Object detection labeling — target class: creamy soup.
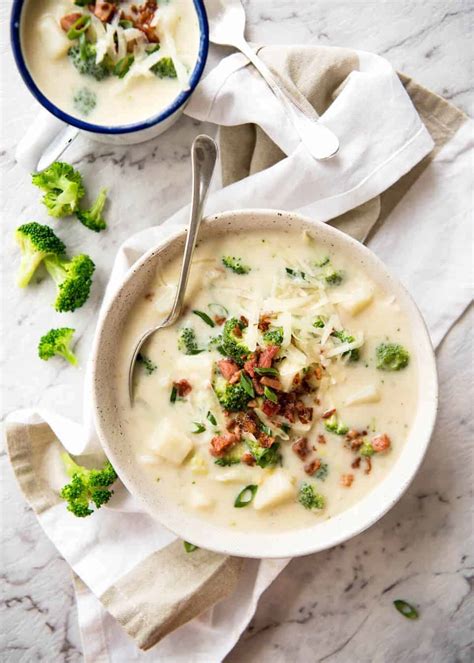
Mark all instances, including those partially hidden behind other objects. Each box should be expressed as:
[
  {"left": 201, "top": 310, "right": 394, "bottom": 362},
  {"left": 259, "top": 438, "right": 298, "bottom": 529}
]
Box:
[
  {"left": 116, "top": 230, "right": 416, "bottom": 533},
  {"left": 22, "top": 0, "right": 201, "bottom": 125}
]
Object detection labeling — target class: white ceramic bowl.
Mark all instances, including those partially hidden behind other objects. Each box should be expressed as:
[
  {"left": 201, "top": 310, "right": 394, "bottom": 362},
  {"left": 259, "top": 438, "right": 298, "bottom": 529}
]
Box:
[{"left": 92, "top": 209, "right": 438, "bottom": 558}]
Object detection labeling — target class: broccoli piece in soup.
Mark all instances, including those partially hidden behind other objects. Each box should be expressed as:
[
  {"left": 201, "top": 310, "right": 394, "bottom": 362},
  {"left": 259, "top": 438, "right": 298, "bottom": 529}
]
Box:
[
  {"left": 177, "top": 327, "right": 202, "bottom": 355},
  {"left": 38, "top": 327, "right": 78, "bottom": 366},
  {"left": 263, "top": 327, "right": 284, "bottom": 346},
  {"left": 14, "top": 222, "right": 66, "bottom": 287},
  {"left": 324, "top": 414, "right": 349, "bottom": 436},
  {"left": 212, "top": 374, "right": 252, "bottom": 412},
  {"left": 298, "top": 482, "right": 325, "bottom": 510},
  {"left": 73, "top": 87, "right": 96, "bottom": 116},
  {"left": 68, "top": 34, "right": 112, "bottom": 81},
  {"left": 215, "top": 317, "right": 250, "bottom": 365},
  {"left": 151, "top": 56, "right": 177, "bottom": 79},
  {"left": 376, "top": 343, "right": 410, "bottom": 371}
]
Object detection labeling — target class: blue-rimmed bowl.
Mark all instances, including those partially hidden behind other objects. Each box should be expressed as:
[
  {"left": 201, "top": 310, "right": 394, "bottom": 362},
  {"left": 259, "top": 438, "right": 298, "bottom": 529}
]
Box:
[{"left": 10, "top": 0, "right": 209, "bottom": 145}]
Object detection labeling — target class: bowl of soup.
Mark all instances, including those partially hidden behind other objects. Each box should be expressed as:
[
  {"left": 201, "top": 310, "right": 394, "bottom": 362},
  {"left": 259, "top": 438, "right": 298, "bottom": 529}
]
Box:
[
  {"left": 92, "top": 209, "right": 438, "bottom": 558},
  {"left": 11, "top": 0, "right": 208, "bottom": 141}
]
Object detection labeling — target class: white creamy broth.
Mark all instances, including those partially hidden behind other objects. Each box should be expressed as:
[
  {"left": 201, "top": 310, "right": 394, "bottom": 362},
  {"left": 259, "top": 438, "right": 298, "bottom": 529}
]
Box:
[
  {"left": 116, "top": 230, "right": 417, "bottom": 533},
  {"left": 22, "top": 0, "right": 200, "bottom": 126}
]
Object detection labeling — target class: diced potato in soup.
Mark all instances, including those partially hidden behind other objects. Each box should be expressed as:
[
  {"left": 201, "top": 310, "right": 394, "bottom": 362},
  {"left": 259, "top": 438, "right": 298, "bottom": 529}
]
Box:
[
  {"left": 21, "top": 0, "right": 200, "bottom": 125},
  {"left": 116, "top": 230, "right": 416, "bottom": 533}
]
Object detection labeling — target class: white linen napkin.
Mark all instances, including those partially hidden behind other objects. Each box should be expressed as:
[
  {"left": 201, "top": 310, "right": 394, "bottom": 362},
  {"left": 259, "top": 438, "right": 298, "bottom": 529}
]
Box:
[{"left": 7, "top": 45, "right": 473, "bottom": 662}]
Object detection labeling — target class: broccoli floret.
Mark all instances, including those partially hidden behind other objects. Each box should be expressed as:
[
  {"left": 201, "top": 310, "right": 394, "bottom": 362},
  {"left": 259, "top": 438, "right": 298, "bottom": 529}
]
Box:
[
  {"left": 73, "top": 87, "right": 96, "bottom": 116},
  {"left": 298, "top": 482, "right": 325, "bottom": 510},
  {"left": 60, "top": 452, "right": 117, "bottom": 517},
  {"left": 137, "top": 353, "right": 157, "bottom": 375},
  {"left": 222, "top": 256, "right": 251, "bottom": 274},
  {"left": 14, "top": 222, "right": 66, "bottom": 288},
  {"left": 245, "top": 437, "right": 281, "bottom": 468},
  {"left": 38, "top": 328, "right": 77, "bottom": 366},
  {"left": 68, "top": 35, "right": 111, "bottom": 81},
  {"left": 324, "top": 268, "right": 344, "bottom": 285},
  {"left": 217, "top": 317, "right": 250, "bottom": 365},
  {"left": 151, "top": 56, "right": 177, "bottom": 78},
  {"left": 313, "top": 316, "right": 326, "bottom": 328},
  {"left": 332, "top": 329, "right": 360, "bottom": 361},
  {"left": 177, "top": 327, "right": 202, "bottom": 355},
  {"left": 360, "top": 441, "right": 375, "bottom": 457},
  {"left": 263, "top": 327, "right": 284, "bottom": 346},
  {"left": 376, "top": 343, "right": 410, "bottom": 371},
  {"left": 44, "top": 254, "right": 95, "bottom": 312},
  {"left": 32, "top": 162, "right": 85, "bottom": 218},
  {"left": 76, "top": 188, "right": 107, "bottom": 232},
  {"left": 315, "top": 461, "right": 329, "bottom": 480},
  {"left": 213, "top": 374, "right": 252, "bottom": 412},
  {"left": 324, "top": 414, "right": 349, "bottom": 436}
]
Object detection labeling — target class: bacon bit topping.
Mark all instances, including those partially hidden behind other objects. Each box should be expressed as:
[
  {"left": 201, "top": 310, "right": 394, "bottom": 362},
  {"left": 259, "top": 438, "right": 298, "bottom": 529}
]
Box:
[
  {"left": 234, "top": 412, "right": 258, "bottom": 435},
  {"left": 94, "top": 0, "right": 116, "bottom": 22},
  {"left": 252, "top": 377, "right": 264, "bottom": 396},
  {"left": 228, "top": 370, "right": 242, "bottom": 385},
  {"left": 292, "top": 437, "right": 310, "bottom": 460},
  {"left": 247, "top": 399, "right": 258, "bottom": 408},
  {"left": 350, "top": 437, "right": 364, "bottom": 451},
  {"left": 218, "top": 359, "right": 240, "bottom": 381},
  {"left": 123, "top": 0, "right": 159, "bottom": 41},
  {"left": 292, "top": 373, "right": 302, "bottom": 386},
  {"left": 173, "top": 379, "right": 192, "bottom": 397},
  {"left": 209, "top": 432, "right": 239, "bottom": 457},
  {"left": 322, "top": 408, "right": 336, "bottom": 419},
  {"left": 258, "top": 345, "right": 280, "bottom": 368},
  {"left": 351, "top": 457, "right": 361, "bottom": 469},
  {"left": 214, "top": 315, "right": 226, "bottom": 326},
  {"left": 346, "top": 429, "right": 361, "bottom": 440},
  {"left": 304, "top": 459, "right": 321, "bottom": 476},
  {"left": 260, "top": 376, "right": 282, "bottom": 391},
  {"left": 364, "top": 457, "right": 372, "bottom": 474},
  {"left": 60, "top": 12, "right": 82, "bottom": 31},
  {"left": 262, "top": 399, "right": 280, "bottom": 417},
  {"left": 314, "top": 365, "right": 323, "bottom": 380},
  {"left": 242, "top": 451, "right": 255, "bottom": 466},
  {"left": 258, "top": 313, "right": 275, "bottom": 331},
  {"left": 372, "top": 433, "right": 391, "bottom": 452},
  {"left": 240, "top": 315, "right": 249, "bottom": 327},
  {"left": 340, "top": 473, "right": 354, "bottom": 487},
  {"left": 243, "top": 355, "right": 257, "bottom": 378},
  {"left": 233, "top": 324, "right": 243, "bottom": 338},
  {"left": 258, "top": 432, "right": 275, "bottom": 448},
  {"left": 318, "top": 434, "right": 327, "bottom": 445}
]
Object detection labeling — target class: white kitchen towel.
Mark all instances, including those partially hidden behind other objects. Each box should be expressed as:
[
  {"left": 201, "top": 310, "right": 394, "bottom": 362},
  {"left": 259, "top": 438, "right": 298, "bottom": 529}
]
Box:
[{"left": 7, "top": 45, "right": 473, "bottom": 662}]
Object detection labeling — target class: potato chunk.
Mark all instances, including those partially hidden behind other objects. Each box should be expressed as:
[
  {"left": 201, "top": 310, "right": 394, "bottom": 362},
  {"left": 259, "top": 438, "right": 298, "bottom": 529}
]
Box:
[
  {"left": 38, "top": 16, "right": 71, "bottom": 60},
  {"left": 345, "top": 384, "right": 381, "bottom": 406},
  {"left": 150, "top": 420, "right": 193, "bottom": 465},
  {"left": 188, "top": 488, "right": 214, "bottom": 510},
  {"left": 339, "top": 284, "right": 374, "bottom": 316},
  {"left": 253, "top": 470, "right": 296, "bottom": 511}
]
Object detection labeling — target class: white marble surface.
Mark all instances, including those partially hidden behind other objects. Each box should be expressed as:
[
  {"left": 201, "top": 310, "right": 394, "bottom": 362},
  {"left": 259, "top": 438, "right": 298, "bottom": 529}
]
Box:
[{"left": 0, "top": 1, "right": 472, "bottom": 661}]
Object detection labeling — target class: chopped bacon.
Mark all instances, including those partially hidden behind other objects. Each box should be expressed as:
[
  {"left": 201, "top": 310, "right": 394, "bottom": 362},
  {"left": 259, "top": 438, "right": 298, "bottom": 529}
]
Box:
[
  {"left": 372, "top": 433, "right": 391, "bottom": 452},
  {"left": 60, "top": 12, "right": 82, "bottom": 32},
  {"left": 209, "top": 432, "right": 239, "bottom": 457},
  {"left": 318, "top": 434, "right": 327, "bottom": 445},
  {"left": 262, "top": 399, "right": 280, "bottom": 417},
  {"left": 94, "top": 1, "right": 116, "bottom": 22},
  {"left": 349, "top": 436, "right": 364, "bottom": 451},
  {"left": 173, "top": 379, "right": 192, "bottom": 397},
  {"left": 242, "top": 451, "right": 255, "bottom": 466},
  {"left": 214, "top": 315, "right": 226, "bottom": 326},
  {"left": 258, "top": 432, "right": 276, "bottom": 448},
  {"left": 240, "top": 315, "right": 249, "bottom": 327},
  {"left": 292, "top": 437, "right": 309, "bottom": 460},
  {"left": 218, "top": 359, "right": 240, "bottom": 381},
  {"left": 295, "top": 401, "right": 313, "bottom": 424},
  {"left": 351, "top": 457, "right": 361, "bottom": 469},
  {"left": 233, "top": 325, "right": 243, "bottom": 338},
  {"left": 258, "top": 345, "right": 280, "bottom": 368},
  {"left": 346, "top": 429, "right": 361, "bottom": 440},
  {"left": 314, "top": 365, "right": 323, "bottom": 380},
  {"left": 123, "top": 0, "right": 159, "bottom": 42},
  {"left": 340, "top": 473, "right": 354, "bottom": 487},
  {"left": 260, "top": 376, "right": 282, "bottom": 391},
  {"left": 228, "top": 370, "right": 242, "bottom": 385},
  {"left": 304, "top": 459, "right": 321, "bottom": 476},
  {"left": 234, "top": 412, "right": 258, "bottom": 435},
  {"left": 243, "top": 355, "right": 257, "bottom": 378},
  {"left": 247, "top": 399, "right": 258, "bottom": 408},
  {"left": 257, "top": 314, "right": 273, "bottom": 332},
  {"left": 292, "top": 373, "right": 302, "bottom": 387},
  {"left": 321, "top": 408, "right": 336, "bottom": 419},
  {"left": 226, "top": 419, "right": 241, "bottom": 437},
  {"left": 364, "top": 457, "right": 372, "bottom": 474},
  {"left": 252, "top": 378, "right": 264, "bottom": 396}
]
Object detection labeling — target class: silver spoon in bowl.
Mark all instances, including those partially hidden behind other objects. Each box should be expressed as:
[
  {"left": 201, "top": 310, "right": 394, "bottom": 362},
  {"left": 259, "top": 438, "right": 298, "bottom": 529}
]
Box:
[
  {"left": 128, "top": 134, "right": 218, "bottom": 402},
  {"left": 206, "top": 0, "right": 339, "bottom": 160}
]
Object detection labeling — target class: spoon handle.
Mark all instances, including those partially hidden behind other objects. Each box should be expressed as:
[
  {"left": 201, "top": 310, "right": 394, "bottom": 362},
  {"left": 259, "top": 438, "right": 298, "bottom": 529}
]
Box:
[
  {"left": 166, "top": 135, "right": 218, "bottom": 325},
  {"left": 236, "top": 40, "right": 339, "bottom": 160}
]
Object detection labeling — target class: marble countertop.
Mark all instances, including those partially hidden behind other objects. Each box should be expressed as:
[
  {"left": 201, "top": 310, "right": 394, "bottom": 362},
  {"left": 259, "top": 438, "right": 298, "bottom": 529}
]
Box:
[{"left": 1, "top": 1, "right": 472, "bottom": 661}]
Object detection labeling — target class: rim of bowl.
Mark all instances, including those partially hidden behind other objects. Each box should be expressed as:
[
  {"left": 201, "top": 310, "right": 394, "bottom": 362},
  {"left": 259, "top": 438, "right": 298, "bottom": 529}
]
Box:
[
  {"left": 10, "top": 0, "right": 209, "bottom": 135},
  {"left": 92, "top": 209, "right": 439, "bottom": 558}
]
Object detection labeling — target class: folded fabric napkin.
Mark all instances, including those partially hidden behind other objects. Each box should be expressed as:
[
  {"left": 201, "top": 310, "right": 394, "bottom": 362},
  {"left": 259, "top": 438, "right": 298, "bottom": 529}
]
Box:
[{"left": 7, "top": 45, "right": 472, "bottom": 662}]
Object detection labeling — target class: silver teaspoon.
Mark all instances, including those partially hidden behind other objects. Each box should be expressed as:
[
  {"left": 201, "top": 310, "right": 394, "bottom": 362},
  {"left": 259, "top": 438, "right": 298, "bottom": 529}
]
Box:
[
  {"left": 128, "top": 134, "right": 218, "bottom": 402},
  {"left": 206, "top": 0, "right": 339, "bottom": 160}
]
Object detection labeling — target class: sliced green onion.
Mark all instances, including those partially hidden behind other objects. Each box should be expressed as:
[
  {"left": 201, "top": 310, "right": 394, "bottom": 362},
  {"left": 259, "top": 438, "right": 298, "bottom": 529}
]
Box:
[
  {"left": 183, "top": 541, "right": 198, "bottom": 553},
  {"left": 193, "top": 310, "right": 215, "bottom": 327},
  {"left": 215, "top": 457, "right": 240, "bottom": 466},
  {"left": 263, "top": 386, "right": 278, "bottom": 403},
  {"left": 281, "top": 423, "right": 291, "bottom": 434},
  {"left": 254, "top": 367, "right": 279, "bottom": 377},
  {"left": 393, "top": 600, "right": 418, "bottom": 620},
  {"left": 234, "top": 484, "right": 258, "bottom": 508},
  {"left": 119, "top": 19, "right": 133, "bottom": 28},
  {"left": 286, "top": 267, "right": 305, "bottom": 279},
  {"left": 192, "top": 422, "right": 206, "bottom": 434},
  {"left": 207, "top": 411, "right": 217, "bottom": 426},
  {"left": 67, "top": 14, "right": 91, "bottom": 40},
  {"left": 260, "top": 424, "right": 273, "bottom": 436},
  {"left": 146, "top": 43, "right": 161, "bottom": 55},
  {"left": 315, "top": 256, "right": 330, "bottom": 267},
  {"left": 240, "top": 372, "right": 255, "bottom": 398},
  {"left": 170, "top": 385, "right": 177, "bottom": 403},
  {"left": 208, "top": 303, "right": 228, "bottom": 318},
  {"left": 78, "top": 33, "right": 88, "bottom": 61},
  {"left": 114, "top": 54, "right": 134, "bottom": 79}
]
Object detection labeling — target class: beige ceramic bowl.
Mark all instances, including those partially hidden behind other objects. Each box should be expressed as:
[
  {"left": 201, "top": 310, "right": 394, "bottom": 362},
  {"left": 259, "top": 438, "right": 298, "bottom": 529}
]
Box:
[{"left": 92, "top": 209, "right": 438, "bottom": 558}]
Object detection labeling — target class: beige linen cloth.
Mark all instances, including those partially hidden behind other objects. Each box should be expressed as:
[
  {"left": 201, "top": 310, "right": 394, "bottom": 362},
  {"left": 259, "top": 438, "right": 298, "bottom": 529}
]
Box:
[{"left": 6, "top": 45, "right": 472, "bottom": 660}]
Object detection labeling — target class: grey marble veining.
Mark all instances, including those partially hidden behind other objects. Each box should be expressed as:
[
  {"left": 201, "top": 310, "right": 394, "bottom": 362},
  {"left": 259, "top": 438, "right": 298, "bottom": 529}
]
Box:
[{"left": 0, "top": 1, "right": 472, "bottom": 661}]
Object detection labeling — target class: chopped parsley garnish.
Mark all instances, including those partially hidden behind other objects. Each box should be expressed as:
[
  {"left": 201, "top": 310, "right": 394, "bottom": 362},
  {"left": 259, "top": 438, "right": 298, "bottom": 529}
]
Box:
[
  {"left": 193, "top": 310, "right": 215, "bottom": 327},
  {"left": 239, "top": 372, "right": 255, "bottom": 398},
  {"left": 192, "top": 422, "right": 206, "bottom": 434},
  {"left": 263, "top": 386, "right": 278, "bottom": 403},
  {"left": 393, "top": 600, "right": 418, "bottom": 620},
  {"left": 222, "top": 256, "right": 251, "bottom": 274},
  {"left": 234, "top": 484, "right": 258, "bottom": 508},
  {"left": 137, "top": 354, "right": 157, "bottom": 375},
  {"left": 207, "top": 411, "right": 217, "bottom": 426}
]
